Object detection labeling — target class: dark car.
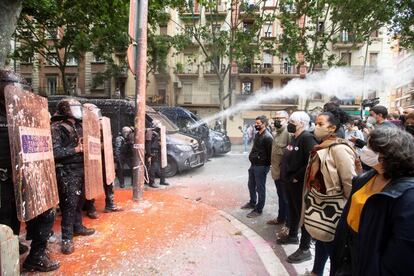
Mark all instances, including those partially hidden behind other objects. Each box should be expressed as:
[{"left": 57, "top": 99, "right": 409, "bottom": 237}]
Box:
[
  {"left": 209, "top": 129, "right": 231, "bottom": 156},
  {"left": 155, "top": 106, "right": 213, "bottom": 156},
  {"left": 48, "top": 97, "right": 204, "bottom": 177}
]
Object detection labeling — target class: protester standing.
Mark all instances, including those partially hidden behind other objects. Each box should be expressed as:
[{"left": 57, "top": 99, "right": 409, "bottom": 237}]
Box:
[
  {"left": 302, "top": 112, "right": 360, "bottom": 276},
  {"left": 332, "top": 127, "right": 414, "bottom": 276},
  {"left": 267, "top": 111, "right": 290, "bottom": 226},
  {"left": 277, "top": 111, "right": 317, "bottom": 264},
  {"left": 241, "top": 116, "right": 273, "bottom": 218}
]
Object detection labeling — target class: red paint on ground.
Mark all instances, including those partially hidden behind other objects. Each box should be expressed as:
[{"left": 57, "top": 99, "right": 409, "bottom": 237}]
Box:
[{"left": 22, "top": 189, "right": 215, "bottom": 275}]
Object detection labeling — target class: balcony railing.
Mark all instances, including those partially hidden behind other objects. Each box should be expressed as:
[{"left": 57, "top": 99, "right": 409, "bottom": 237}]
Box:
[
  {"left": 238, "top": 63, "right": 299, "bottom": 75},
  {"left": 175, "top": 64, "right": 199, "bottom": 75},
  {"left": 235, "top": 93, "right": 298, "bottom": 105}
]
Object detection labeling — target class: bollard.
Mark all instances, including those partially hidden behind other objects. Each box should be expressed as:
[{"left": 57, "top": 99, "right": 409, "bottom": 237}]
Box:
[{"left": 0, "top": 224, "right": 19, "bottom": 276}]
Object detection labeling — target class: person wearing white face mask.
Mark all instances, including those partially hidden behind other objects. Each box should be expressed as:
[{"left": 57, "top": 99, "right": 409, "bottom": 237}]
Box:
[
  {"left": 332, "top": 127, "right": 414, "bottom": 276},
  {"left": 299, "top": 112, "right": 361, "bottom": 276}
]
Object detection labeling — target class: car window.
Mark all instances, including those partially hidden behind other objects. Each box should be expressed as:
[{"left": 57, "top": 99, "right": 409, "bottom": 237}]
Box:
[{"left": 147, "top": 112, "right": 179, "bottom": 133}]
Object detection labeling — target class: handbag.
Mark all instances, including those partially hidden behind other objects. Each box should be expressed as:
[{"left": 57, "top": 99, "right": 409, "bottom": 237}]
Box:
[{"left": 304, "top": 187, "right": 346, "bottom": 242}]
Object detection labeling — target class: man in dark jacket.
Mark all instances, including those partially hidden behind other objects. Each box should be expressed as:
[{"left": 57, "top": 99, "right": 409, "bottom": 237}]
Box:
[
  {"left": 0, "top": 70, "right": 60, "bottom": 272},
  {"left": 51, "top": 98, "right": 95, "bottom": 255},
  {"left": 276, "top": 111, "right": 317, "bottom": 264},
  {"left": 241, "top": 115, "right": 273, "bottom": 218}
]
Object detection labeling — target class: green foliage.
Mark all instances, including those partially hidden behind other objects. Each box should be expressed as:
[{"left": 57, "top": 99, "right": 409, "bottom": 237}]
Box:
[
  {"left": 13, "top": 0, "right": 129, "bottom": 94},
  {"left": 277, "top": 0, "right": 396, "bottom": 71},
  {"left": 390, "top": 0, "right": 414, "bottom": 49}
]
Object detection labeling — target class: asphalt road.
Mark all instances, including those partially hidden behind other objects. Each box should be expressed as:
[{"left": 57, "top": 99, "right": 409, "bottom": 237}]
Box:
[{"left": 167, "top": 145, "right": 329, "bottom": 276}]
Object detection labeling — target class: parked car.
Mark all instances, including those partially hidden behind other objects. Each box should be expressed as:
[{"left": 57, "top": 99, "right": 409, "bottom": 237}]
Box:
[
  {"left": 48, "top": 97, "right": 205, "bottom": 177},
  {"left": 209, "top": 129, "right": 231, "bottom": 156},
  {"left": 155, "top": 106, "right": 212, "bottom": 155}
]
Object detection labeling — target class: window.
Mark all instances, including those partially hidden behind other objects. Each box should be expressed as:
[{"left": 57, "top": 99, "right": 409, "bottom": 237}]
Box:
[
  {"left": 212, "top": 24, "right": 221, "bottom": 35},
  {"left": 92, "top": 74, "right": 105, "bottom": 90},
  {"left": 370, "top": 30, "right": 379, "bottom": 38},
  {"left": 67, "top": 55, "right": 78, "bottom": 66},
  {"left": 263, "top": 24, "right": 273, "bottom": 37},
  {"left": 369, "top": 53, "right": 378, "bottom": 67},
  {"left": 340, "top": 30, "right": 349, "bottom": 42},
  {"left": 65, "top": 75, "right": 78, "bottom": 94},
  {"left": 92, "top": 55, "right": 105, "bottom": 63},
  {"left": 318, "top": 21, "right": 325, "bottom": 33},
  {"left": 46, "top": 76, "right": 57, "bottom": 95},
  {"left": 243, "top": 22, "right": 253, "bottom": 32},
  {"left": 46, "top": 28, "right": 58, "bottom": 39},
  {"left": 262, "top": 78, "right": 272, "bottom": 90},
  {"left": 312, "top": 92, "right": 323, "bottom": 100},
  {"left": 340, "top": 52, "right": 352, "bottom": 66},
  {"left": 264, "top": 0, "right": 273, "bottom": 7},
  {"left": 160, "top": 26, "right": 168, "bottom": 35},
  {"left": 183, "top": 82, "right": 193, "bottom": 103},
  {"left": 21, "top": 55, "right": 33, "bottom": 64},
  {"left": 263, "top": 52, "right": 272, "bottom": 67},
  {"left": 46, "top": 54, "right": 59, "bottom": 66},
  {"left": 23, "top": 76, "right": 32, "bottom": 86},
  {"left": 241, "top": 79, "right": 253, "bottom": 95}
]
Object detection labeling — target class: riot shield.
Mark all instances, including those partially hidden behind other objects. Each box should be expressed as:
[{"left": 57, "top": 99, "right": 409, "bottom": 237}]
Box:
[
  {"left": 83, "top": 105, "right": 104, "bottom": 200},
  {"left": 160, "top": 125, "right": 167, "bottom": 168},
  {"left": 101, "top": 117, "right": 116, "bottom": 185},
  {"left": 4, "top": 85, "right": 59, "bottom": 222}
]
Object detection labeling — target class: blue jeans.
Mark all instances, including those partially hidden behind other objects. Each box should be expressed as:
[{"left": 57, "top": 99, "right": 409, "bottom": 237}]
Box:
[
  {"left": 312, "top": 240, "right": 334, "bottom": 276},
  {"left": 248, "top": 165, "right": 270, "bottom": 213},
  {"left": 275, "top": 179, "right": 289, "bottom": 222}
]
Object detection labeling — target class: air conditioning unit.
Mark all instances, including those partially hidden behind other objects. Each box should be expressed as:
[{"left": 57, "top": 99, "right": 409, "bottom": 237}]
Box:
[{"left": 174, "top": 80, "right": 182, "bottom": 88}]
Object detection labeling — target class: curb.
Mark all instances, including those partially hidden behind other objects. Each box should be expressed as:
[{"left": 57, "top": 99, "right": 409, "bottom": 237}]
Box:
[{"left": 218, "top": 210, "right": 289, "bottom": 276}]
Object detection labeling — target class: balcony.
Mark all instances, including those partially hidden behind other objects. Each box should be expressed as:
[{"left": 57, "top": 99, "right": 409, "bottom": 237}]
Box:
[
  {"left": 333, "top": 35, "right": 364, "bottom": 49},
  {"left": 175, "top": 64, "right": 199, "bottom": 77},
  {"left": 238, "top": 63, "right": 300, "bottom": 76},
  {"left": 235, "top": 93, "right": 298, "bottom": 106}
]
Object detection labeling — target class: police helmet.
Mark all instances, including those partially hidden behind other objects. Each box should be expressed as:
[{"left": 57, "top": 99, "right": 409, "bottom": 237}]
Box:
[
  {"left": 0, "top": 70, "right": 31, "bottom": 103},
  {"left": 56, "top": 98, "right": 83, "bottom": 120},
  {"left": 83, "top": 103, "right": 102, "bottom": 119}
]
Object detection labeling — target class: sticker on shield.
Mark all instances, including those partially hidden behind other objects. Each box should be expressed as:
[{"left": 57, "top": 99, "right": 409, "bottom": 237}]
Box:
[
  {"left": 101, "top": 117, "right": 116, "bottom": 185},
  {"left": 4, "top": 85, "right": 59, "bottom": 222},
  {"left": 83, "top": 105, "right": 104, "bottom": 199}
]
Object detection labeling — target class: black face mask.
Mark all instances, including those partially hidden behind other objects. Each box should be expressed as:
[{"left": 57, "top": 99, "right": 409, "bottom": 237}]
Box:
[
  {"left": 406, "top": 125, "right": 414, "bottom": 135},
  {"left": 274, "top": 120, "right": 282, "bottom": 129},
  {"left": 287, "top": 123, "right": 296, "bottom": 133}
]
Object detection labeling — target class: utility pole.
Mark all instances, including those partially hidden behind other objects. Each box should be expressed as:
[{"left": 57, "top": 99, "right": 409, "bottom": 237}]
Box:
[{"left": 128, "top": 0, "right": 148, "bottom": 200}]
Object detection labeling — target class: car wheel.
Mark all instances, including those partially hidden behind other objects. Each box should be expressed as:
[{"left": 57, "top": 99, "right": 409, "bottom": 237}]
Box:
[{"left": 163, "top": 157, "right": 178, "bottom": 177}]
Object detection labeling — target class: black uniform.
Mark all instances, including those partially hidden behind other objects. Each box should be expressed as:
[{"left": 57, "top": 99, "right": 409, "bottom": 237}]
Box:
[
  {"left": 0, "top": 107, "right": 57, "bottom": 270},
  {"left": 114, "top": 134, "right": 133, "bottom": 187},
  {"left": 145, "top": 128, "right": 167, "bottom": 185},
  {"left": 51, "top": 117, "right": 85, "bottom": 241}
]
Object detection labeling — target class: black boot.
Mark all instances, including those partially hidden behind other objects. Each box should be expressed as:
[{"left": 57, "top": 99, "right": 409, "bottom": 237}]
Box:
[
  {"left": 149, "top": 182, "right": 159, "bottom": 188},
  {"left": 23, "top": 250, "right": 60, "bottom": 272},
  {"left": 104, "top": 204, "right": 124, "bottom": 213},
  {"left": 159, "top": 182, "right": 170, "bottom": 186},
  {"left": 61, "top": 239, "right": 74, "bottom": 255},
  {"left": 74, "top": 225, "right": 95, "bottom": 236}
]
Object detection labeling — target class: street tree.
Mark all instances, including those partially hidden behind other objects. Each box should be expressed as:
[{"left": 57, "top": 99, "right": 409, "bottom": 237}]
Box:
[
  {"left": 0, "top": 0, "right": 22, "bottom": 68},
  {"left": 12, "top": 0, "right": 129, "bottom": 95},
  {"left": 277, "top": 0, "right": 396, "bottom": 73},
  {"left": 172, "top": 0, "right": 279, "bottom": 116}
]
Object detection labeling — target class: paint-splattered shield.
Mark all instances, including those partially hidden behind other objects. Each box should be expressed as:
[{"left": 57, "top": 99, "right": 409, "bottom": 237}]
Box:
[
  {"left": 101, "top": 117, "right": 116, "bottom": 185},
  {"left": 4, "top": 85, "right": 59, "bottom": 222},
  {"left": 83, "top": 106, "right": 104, "bottom": 199}
]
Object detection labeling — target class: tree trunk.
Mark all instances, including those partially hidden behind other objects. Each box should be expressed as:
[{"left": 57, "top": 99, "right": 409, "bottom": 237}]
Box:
[
  {"left": 60, "top": 66, "right": 68, "bottom": 95},
  {"left": 0, "top": 0, "right": 22, "bottom": 68},
  {"left": 218, "top": 77, "right": 225, "bottom": 122}
]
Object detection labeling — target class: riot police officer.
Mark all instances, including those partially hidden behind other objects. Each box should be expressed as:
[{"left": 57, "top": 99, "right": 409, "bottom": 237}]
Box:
[
  {"left": 83, "top": 103, "right": 123, "bottom": 216},
  {"left": 51, "top": 98, "right": 95, "bottom": 255},
  {"left": 114, "top": 126, "right": 133, "bottom": 188},
  {"left": 145, "top": 122, "right": 169, "bottom": 187},
  {"left": 0, "top": 70, "right": 59, "bottom": 272}
]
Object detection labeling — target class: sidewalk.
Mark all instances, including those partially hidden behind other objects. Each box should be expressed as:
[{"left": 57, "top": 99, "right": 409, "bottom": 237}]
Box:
[{"left": 20, "top": 188, "right": 273, "bottom": 275}]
